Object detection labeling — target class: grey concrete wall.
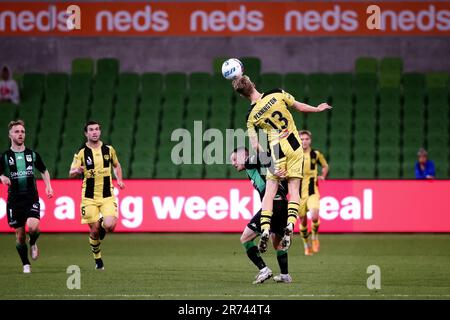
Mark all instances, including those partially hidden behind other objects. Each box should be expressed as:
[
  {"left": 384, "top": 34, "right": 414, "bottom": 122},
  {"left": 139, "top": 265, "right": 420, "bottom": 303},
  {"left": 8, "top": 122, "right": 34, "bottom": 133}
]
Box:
[{"left": 1, "top": 36, "right": 449, "bottom": 74}]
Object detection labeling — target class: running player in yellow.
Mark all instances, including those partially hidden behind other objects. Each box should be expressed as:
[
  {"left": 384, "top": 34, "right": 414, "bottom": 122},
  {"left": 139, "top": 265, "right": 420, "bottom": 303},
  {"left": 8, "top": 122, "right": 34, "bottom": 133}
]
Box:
[
  {"left": 232, "top": 75, "right": 331, "bottom": 252},
  {"left": 69, "top": 121, "right": 125, "bottom": 270},
  {"left": 298, "top": 130, "right": 328, "bottom": 256}
]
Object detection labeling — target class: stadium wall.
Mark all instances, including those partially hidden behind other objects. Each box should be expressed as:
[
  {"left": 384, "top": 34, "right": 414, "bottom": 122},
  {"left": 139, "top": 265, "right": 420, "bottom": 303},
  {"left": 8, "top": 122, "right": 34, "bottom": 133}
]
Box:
[{"left": 2, "top": 36, "right": 450, "bottom": 74}]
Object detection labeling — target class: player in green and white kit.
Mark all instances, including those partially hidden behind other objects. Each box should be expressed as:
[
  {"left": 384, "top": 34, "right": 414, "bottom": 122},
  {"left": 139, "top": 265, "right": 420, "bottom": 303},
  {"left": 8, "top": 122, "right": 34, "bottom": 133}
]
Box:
[{"left": 0, "top": 120, "right": 54, "bottom": 273}]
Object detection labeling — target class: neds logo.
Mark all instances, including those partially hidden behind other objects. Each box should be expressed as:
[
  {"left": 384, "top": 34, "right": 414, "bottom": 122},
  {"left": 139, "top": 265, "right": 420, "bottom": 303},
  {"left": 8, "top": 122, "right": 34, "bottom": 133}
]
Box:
[{"left": 190, "top": 5, "right": 264, "bottom": 32}]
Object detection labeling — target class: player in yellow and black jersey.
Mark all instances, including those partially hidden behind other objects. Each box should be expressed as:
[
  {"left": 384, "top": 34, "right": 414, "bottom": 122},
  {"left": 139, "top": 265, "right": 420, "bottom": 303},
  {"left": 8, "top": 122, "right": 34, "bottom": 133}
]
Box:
[
  {"left": 298, "top": 130, "right": 328, "bottom": 256},
  {"left": 232, "top": 75, "right": 331, "bottom": 253},
  {"left": 69, "top": 120, "right": 125, "bottom": 270}
]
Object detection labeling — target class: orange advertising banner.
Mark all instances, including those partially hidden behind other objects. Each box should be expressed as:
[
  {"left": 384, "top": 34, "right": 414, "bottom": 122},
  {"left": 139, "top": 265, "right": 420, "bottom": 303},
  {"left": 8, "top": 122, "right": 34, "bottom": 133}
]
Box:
[{"left": 0, "top": 2, "right": 449, "bottom": 36}]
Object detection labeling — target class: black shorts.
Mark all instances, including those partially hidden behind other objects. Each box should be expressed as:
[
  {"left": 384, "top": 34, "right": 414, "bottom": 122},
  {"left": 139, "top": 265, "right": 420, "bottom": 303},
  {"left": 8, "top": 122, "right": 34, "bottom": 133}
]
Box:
[
  {"left": 6, "top": 194, "right": 40, "bottom": 229},
  {"left": 247, "top": 200, "right": 288, "bottom": 238}
]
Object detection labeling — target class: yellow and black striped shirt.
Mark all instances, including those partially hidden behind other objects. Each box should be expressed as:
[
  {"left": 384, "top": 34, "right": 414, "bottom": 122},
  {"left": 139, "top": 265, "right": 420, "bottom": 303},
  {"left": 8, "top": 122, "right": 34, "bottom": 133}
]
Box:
[
  {"left": 71, "top": 142, "right": 119, "bottom": 200},
  {"left": 300, "top": 148, "right": 328, "bottom": 198}
]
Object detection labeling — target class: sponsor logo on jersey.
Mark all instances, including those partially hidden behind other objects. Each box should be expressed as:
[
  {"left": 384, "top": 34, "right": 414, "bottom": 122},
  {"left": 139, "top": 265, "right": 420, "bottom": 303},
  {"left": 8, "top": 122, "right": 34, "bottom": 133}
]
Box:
[
  {"left": 8, "top": 157, "right": 14, "bottom": 165},
  {"left": 86, "top": 156, "right": 93, "bottom": 166}
]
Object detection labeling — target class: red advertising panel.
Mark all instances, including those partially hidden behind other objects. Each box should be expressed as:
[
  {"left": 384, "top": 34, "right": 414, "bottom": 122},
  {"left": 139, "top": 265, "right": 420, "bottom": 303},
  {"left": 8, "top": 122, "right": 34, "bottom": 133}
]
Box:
[
  {"left": 0, "top": 2, "right": 449, "bottom": 36},
  {"left": 1, "top": 179, "right": 449, "bottom": 233}
]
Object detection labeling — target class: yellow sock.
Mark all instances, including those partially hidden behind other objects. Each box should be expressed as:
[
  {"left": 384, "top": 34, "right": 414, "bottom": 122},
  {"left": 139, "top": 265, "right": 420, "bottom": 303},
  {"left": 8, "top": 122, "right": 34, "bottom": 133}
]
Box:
[
  {"left": 260, "top": 210, "right": 272, "bottom": 232},
  {"left": 300, "top": 224, "right": 309, "bottom": 246},
  {"left": 89, "top": 237, "right": 102, "bottom": 259},
  {"left": 287, "top": 202, "right": 299, "bottom": 225},
  {"left": 312, "top": 219, "right": 320, "bottom": 240}
]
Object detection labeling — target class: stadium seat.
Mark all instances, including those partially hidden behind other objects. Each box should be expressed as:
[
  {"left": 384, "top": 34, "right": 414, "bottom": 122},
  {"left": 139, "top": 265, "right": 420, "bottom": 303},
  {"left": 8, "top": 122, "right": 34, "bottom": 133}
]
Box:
[
  {"left": 425, "top": 72, "right": 449, "bottom": 89},
  {"left": 380, "top": 57, "right": 403, "bottom": 75},
  {"left": 165, "top": 72, "right": 187, "bottom": 95},
  {"left": 355, "top": 57, "right": 378, "bottom": 74},
  {"left": 204, "top": 163, "right": 228, "bottom": 179},
  {"left": 141, "top": 72, "right": 164, "bottom": 98},
  {"left": 211, "top": 74, "right": 230, "bottom": 95},
  {"left": 377, "top": 161, "right": 400, "bottom": 179},
  {"left": 212, "top": 57, "right": 228, "bottom": 74},
  {"left": 284, "top": 73, "right": 306, "bottom": 101},
  {"left": 22, "top": 73, "right": 45, "bottom": 102},
  {"left": 96, "top": 58, "right": 119, "bottom": 78},
  {"left": 154, "top": 161, "right": 179, "bottom": 178},
  {"left": 239, "top": 57, "right": 261, "bottom": 82},
  {"left": 307, "top": 73, "right": 330, "bottom": 100},
  {"left": 330, "top": 73, "right": 353, "bottom": 94},
  {"left": 179, "top": 165, "right": 204, "bottom": 179},
  {"left": 259, "top": 73, "right": 283, "bottom": 92},
  {"left": 117, "top": 73, "right": 140, "bottom": 96},
  {"left": 403, "top": 72, "right": 425, "bottom": 90},
  {"left": 45, "top": 72, "right": 68, "bottom": 101},
  {"left": 353, "top": 161, "right": 375, "bottom": 179},
  {"left": 401, "top": 162, "right": 416, "bottom": 179},
  {"left": 131, "top": 160, "right": 155, "bottom": 178},
  {"left": 379, "top": 73, "right": 401, "bottom": 89},
  {"left": 189, "top": 72, "right": 211, "bottom": 95},
  {"left": 72, "top": 58, "right": 94, "bottom": 75},
  {"left": 354, "top": 73, "right": 377, "bottom": 96}
]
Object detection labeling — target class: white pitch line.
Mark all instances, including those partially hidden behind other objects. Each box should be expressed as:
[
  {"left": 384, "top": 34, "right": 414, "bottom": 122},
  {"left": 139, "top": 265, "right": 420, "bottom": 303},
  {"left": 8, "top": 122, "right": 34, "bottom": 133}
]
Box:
[{"left": 3, "top": 294, "right": 450, "bottom": 298}]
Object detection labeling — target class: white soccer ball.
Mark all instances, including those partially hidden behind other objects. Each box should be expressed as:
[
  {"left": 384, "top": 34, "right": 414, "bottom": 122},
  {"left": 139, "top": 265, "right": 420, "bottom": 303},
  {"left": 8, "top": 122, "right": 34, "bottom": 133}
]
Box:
[{"left": 221, "top": 58, "right": 244, "bottom": 80}]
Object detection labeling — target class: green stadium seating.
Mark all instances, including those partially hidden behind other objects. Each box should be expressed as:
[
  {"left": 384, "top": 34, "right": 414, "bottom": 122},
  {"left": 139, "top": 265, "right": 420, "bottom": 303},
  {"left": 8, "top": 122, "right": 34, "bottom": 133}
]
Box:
[
  {"left": 240, "top": 57, "right": 261, "bottom": 80},
  {"left": 12, "top": 56, "right": 449, "bottom": 180},
  {"left": 379, "top": 73, "right": 401, "bottom": 89},
  {"left": 141, "top": 72, "right": 163, "bottom": 98},
  {"left": 330, "top": 73, "right": 353, "bottom": 94},
  {"left": 179, "top": 165, "right": 204, "bottom": 179},
  {"left": 355, "top": 57, "right": 378, "bottom": 74},
  {"left": 284, "top": 73, "right": 306, "bottom": 101},
  {"left": 154, "top": 161, "right": 179, "bottom": 179},
  {"left": 307, "top": 73, "right": 330, "bottom": 96},
  {"left": 22, "top": 73, "right": 45, "bottom": 102},
  {"left": 425, "top": 72, "right": 448, "bottom": 89},
  {"left": 212, "top": 57, "right": 227, "bottom": 75},
  {"left": 72, "top": 58, "right": 94, "bottom": 75},
  {"left": 380, "top": 57, "right": 403, "bottom": 75},
  {"left": 189, "top": 72, "right": 211, "bottom": 94},
  {"left": 165, "top": 72, "right": 187, "bottom": 94},
  {"left": 259, "top": 73, "right": 283, "bottom": 92},
  {"left": 96, "top": 58, "right": 119, "bottom": 78},
  {"left": 204, "top": 164, "right": 228, "bottom": 178},
  {"left": 211, "top": 74, "right": 230, "bottom": 95},
  {"left": 45, "top": 73, "right": 68, "bottom": 105}
]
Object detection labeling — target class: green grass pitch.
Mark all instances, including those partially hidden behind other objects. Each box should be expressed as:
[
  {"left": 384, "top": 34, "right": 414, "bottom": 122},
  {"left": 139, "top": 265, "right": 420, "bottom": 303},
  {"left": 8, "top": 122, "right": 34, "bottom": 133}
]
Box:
[{"left": 0, "top": 233, "right": 449, "bottom": 300}]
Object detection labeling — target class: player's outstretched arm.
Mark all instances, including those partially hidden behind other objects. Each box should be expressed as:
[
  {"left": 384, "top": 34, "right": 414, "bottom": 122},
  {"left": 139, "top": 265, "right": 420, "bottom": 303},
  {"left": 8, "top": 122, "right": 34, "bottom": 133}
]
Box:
[
  {"left": 113, "top": 162, "right": 125, "bottom": 189},
  {"left": 40, "top": 170, "right": 54, "bottom": 198},
  {"left": 292, "top": 101, "right": 332, "bottom": 113}
]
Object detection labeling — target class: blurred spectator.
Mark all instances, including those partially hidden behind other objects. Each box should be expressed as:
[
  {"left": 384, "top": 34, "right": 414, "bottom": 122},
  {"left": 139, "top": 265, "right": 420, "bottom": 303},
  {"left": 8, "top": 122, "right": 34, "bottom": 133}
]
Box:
[
  {"left": 415, "top": 148, "right": 435, "bottom": 179},
  {"left": 0, "top": 66, "right": 20, "bottom": 105}
]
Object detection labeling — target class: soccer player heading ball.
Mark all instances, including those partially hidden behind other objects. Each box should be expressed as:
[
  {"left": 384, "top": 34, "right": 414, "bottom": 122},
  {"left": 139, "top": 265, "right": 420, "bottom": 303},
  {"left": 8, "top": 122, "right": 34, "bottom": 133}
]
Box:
[
  {"left": 0, "top": 120, "right": 54, "bottom": 273},
  {"left": 69, "top": 121, "right": 125, "bottom": 270},
  {"left": 232, "top": 75, "right": 331, "bottom": 253}
]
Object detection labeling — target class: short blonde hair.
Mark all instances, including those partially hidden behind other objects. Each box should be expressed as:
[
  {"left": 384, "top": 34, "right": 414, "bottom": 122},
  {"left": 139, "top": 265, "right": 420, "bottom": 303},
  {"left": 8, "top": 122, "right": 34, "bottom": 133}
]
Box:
[
  {"left": 8, "top": 120, "right": 25, "bottom": 131},
  {"left": 299, "top": 130, "right": 312, "bottom": 138},
  {"left": 417, "top": 148, "right": 428, "bottom": 157},
  {"left": 232, "top": 75, "right": 255, "bottom": 98}
]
